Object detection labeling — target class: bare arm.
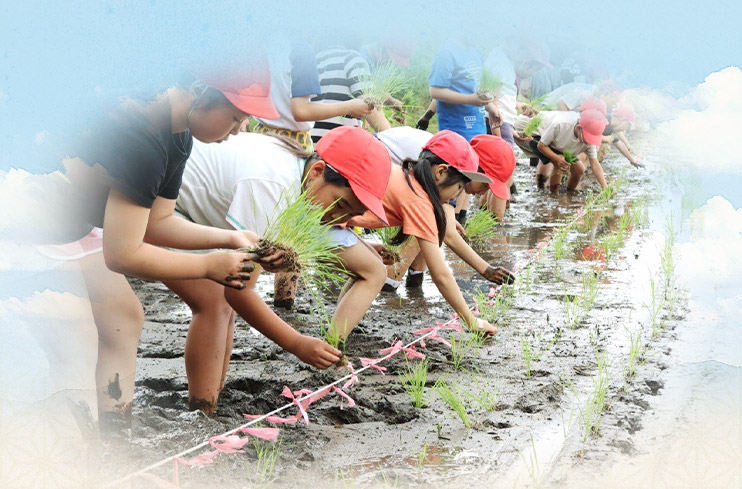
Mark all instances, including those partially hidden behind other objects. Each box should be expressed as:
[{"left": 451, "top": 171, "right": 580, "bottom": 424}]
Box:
[
  {"left": 103, "top": 190, "right": 253, "bottom": 288},
  {"left": 365, "top": 106, "right": 392, "bottom": 132},
  {"left": 145, "top": 196, "right": 257, "bottom": 250},
  {"left": 290, "top": 96, "right": 373, "bottom": 122},
  {"left": 588, "top": 156, "right": 608, "bottom": 188},
  {"left": 430, "top": 87, "right": 490, "bottom": 106},
  {"left": 442, "top": 204, "right": 489, "bottom": 275}
]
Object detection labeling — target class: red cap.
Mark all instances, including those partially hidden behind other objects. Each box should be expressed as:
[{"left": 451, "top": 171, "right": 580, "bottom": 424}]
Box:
[
  {"left": 316, "top": 127, "right": 392, "bottom": 225},
  {"left": 579, "top": 109, "right": 608, "bottom": 146},
  {"left": 580, "top": 97, "right": 607, "bottom": 116},
  {"left": 612, "top": 102, "right": 636, "bottom": 126},
  {"left": 200, "top": 61, "right": 279, "bottom": 120},
  {"left": 470, "top": 135, "right": 516, "bottom": 200},
  {"left": 422, "top": 130, "right": 492, "bottom": 184}
]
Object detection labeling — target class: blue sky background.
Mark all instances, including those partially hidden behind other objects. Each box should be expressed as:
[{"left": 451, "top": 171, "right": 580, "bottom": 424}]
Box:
[{"left": 1, "top": 0, "right": 741, "bottom": 174}]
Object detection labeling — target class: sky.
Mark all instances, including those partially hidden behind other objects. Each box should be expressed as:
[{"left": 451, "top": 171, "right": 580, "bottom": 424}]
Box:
[{"left": 1, "top": 0, "right": 741, "bottom": 174}]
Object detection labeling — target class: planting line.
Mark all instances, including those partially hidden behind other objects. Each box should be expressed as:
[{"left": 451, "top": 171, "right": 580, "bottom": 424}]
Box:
[{"left": 107, "top": 325, "right": 448, "bottom": 488}]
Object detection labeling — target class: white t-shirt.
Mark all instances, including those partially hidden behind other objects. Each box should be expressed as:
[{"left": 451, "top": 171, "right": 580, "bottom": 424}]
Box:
[
  {"left": 543, "top": 82, "right": 596, "bottom": 111},
  {"left": 483, "top": 48, "right": 518, "bottom": 126},
  {"left": 535, "top": 111, "right": 598, "bottom": 159},
  {"left": 376, "top": 127, "right": 433, "bottom": 165},
  {"left": 176, "top": 133, "right": 305, "bottom": 237}
]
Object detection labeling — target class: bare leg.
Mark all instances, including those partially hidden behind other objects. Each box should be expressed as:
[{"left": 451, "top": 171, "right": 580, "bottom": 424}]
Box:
[
  {"left": 164, "top": 278, "right": 235, "bottom": 415},
  {"left": 79, "top": 252, "right": 144, "bottom": 432}
]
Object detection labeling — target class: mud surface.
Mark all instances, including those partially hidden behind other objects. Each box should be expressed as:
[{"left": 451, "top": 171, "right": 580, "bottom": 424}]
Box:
[{"left": 98, "top": 145, "right": 708, "bottom": 488}]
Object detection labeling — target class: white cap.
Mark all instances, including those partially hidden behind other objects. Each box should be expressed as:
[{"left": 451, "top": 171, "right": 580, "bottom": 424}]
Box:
[{"left": 376, "top": 127, "right": 433, "bottom": 165}]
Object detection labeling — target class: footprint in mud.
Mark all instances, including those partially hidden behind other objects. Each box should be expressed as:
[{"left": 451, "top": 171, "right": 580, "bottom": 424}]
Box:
[
  {"left": 644, "top": 379, "right": 664, "bottom": 395},
  {"left": 515, "top": 382, "right": 563, "bottom": 413}
]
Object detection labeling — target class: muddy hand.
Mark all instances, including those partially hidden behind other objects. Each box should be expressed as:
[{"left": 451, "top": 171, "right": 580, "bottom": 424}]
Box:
[
  {"left": 482, "top": 265, "right": 516, "bottom": 285},
  {"left": 294, "top": 336, "right": 342, "bottom": 369},
  {"left": 630, "top": 160, "right": 645, "bottom": 169},
  {"left": 257, "top": 246, "right": 287, "bottom": 273},
  {"left": 206, "top": 251, "right": 255, "bottom": 289},
  {"left": 370, "top": 243, "right": 395, "bottom": 266}
]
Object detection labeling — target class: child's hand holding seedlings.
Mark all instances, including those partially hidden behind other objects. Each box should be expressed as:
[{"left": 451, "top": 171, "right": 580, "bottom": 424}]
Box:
[
  {"left": 470, "top": 316, "right": 497, "bottom": 336},
  {"left": 291, "top": 335, "right": 342, "bottom": 369},
  {"left": 369, "top": 243, "right": 396, "bottom": 266},
  {"left": 553, "top": 154, "right": 571, "bottom": 172},
  {"left": 204, "top": 251, "right": 256, "bottom": 289},
  {"left": 347, "top": 98, "right": 375, "bottom": 118},
  {"left": 469, "top": 92, "right": 494, "bottom": 106},
  {"left": 481, "top": 265, "right": 516, "bottom": 285},
  {"left": 253, "top": 246, "right": 289, "bottom": 273}
]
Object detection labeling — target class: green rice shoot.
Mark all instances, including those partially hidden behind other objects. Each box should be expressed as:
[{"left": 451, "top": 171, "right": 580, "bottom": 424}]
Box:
[
  {"left": 433, "top": 378, "right": 473, "bottom": 428},
  {"left": 463, "top": 207, "right": 499, "bottom": 244},
  {"left": 523, "top": 114, "right": 543, "bottom": 136},
  {"left": 477, "top": 69, "right": 504, "bottom": 100},
  {"left": 357, "top": 61, "right": 412, "bottom": 109}
]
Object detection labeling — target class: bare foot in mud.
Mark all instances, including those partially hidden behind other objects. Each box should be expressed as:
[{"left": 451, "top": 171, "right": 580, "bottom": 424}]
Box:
[{"left": 189, "top": 396, "right": 217, "bottom": 416}]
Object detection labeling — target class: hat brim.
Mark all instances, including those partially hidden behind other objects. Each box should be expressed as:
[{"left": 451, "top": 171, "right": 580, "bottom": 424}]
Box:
[
  {"left": 460, "top": 170, "right": 493, "bottom": 184},
  {"left": 222, "top": 91, "right": 280, "bottom": 120},
  {"left": 488, "top": 179, "right": 510, "bottom": 200},
  {"left": 582, "top": 130, "right": 603, "bottom": 146},
  {"left": 350, "top": 181, "right": 389, "bottom": 226}
]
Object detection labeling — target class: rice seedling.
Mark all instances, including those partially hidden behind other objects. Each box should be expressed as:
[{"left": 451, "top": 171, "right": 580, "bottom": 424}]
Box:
[
  {"left": 563, "top": 294, "right": 584, "bottom": 330},
  {"left": 625, "top": 324, "right": 643, "bottom": 381},
  {"left": 416, "top": 441, "right": 429, "bottom": 468},
  {"left": 600, "top": 231, "right": 621, "bottom": 262},
  {"left": 520, "top": 93, "right": 556, "bottom": 112},
  {"left": 463, "top": 372, "right": 498, "bottom": 412},
  {"left": 379, "top": 472, "right": 399, "bottom": 488},
  {"left": 466, "top": 330, "right": 488, "bottom": 358},
  {"left": 241, "top": 187, "right": 346, "bottom": 294},
  {"left": 522, "top": 114, "right": 543, "bottom": 136},
  {"left": 521, "top": 335, "right": 534, "bottom": 377},
  {"left": 357, "top": 61, "right": 412, "bottom": 110},
  {"left": 576, "top": 351, "right": 610, "bottom": 442},
  {"left": 399, "top": 358, "right": 429, "bottom": 408},
  {"left": 372, "top": 226, "right": 407, "bottom": 265},
  {"left": 580, "top": 270, "right": 600, "bottom": 312},
  {"left": 616, "top": 209, "right": 633, "bottom": 241},
  {"left": 249, "top": 437, "right": 282, "bottom": 487},
  {"left": 517, "top": 264, "right": 535, "bottom": 296},
  {"left": 517, "top": 434, "right": 546, "bottom": 489},
  {"left": 476, "top": 69, "right": 504, "bottom": 101},
  {"left": 462, "top": 207, "right": 499, "bottom": 244},
  {"left": 597, "top": 182, "right": 616, "bottom": 202},
  {"left": 646, "top": 274, "right": 665, "bottom": 339},
  {"left": 449, "top": 333, "right": 470, "bottom": 370},
  {"left": 562, "top": 150, "right": 578, "bottom": 165},
  {"left": 659, "top": 217, "right": 678, "bottom": 300},
  {"left": 552, "top": 227, "right": 569, "bottom": 260},
  {"left": 475, "top": 288, "right": 513, "bottom": 326},
  {"left": 434, "top": 378, "right": 473, "bottom": 428},
  {"left": 334, "top": 466, "right": 357, "bottom": 489}
]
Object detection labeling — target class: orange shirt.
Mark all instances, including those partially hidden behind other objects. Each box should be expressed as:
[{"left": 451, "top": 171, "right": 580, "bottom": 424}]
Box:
[{"left": 349, "top": 165, "right": 439, "bottom": 244}]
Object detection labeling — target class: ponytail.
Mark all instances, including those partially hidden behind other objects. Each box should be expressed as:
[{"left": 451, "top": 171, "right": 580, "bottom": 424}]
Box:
[{"left": 393, "top": 150, "right": 469, "bottom": 245}]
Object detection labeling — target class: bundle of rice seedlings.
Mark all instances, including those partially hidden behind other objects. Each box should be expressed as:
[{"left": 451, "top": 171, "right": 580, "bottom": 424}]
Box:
[
  {"left": 357, "top": 61, "right": 411, "bottom": 110},
  {"left": 372, "top": 226, "right": 408, "bottom": 265},
  {"left": 476, "top": 69, "right": 504, "bottom": 101},
  {"left": 522, "top": 114, "right": 543, "bottom": 136},
  {"left": 562, "top": 150, "right": 578, "bottom": 165},
  {"left": 520, "top": 94, "right": 556, "bottom": 112},
  {"left": 239, "top": 187, "right": 347, "bottom": 293},
  {"left": 463, "top": 207, "right": 498, "bottom": 244}
]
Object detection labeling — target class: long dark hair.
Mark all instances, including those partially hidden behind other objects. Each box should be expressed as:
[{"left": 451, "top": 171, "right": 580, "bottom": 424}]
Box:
[{"left": 392, "top": 149, "right": 469, "bottom": 245}]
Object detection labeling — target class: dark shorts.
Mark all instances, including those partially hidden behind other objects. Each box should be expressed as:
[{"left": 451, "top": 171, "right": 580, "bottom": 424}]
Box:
[
  {"left": 485, "top": 119, "right": 515, "bottom": 149},
  {"left": 528, "top": 136, "right": 553, "bottom": 165}
]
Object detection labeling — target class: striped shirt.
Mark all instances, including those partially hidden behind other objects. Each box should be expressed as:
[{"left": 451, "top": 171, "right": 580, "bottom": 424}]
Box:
[{"left": 310, "top": 48, "right": 372, "bottom": 143}]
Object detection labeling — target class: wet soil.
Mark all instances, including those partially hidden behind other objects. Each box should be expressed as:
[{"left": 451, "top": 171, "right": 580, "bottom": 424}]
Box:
[{"left": 99, "top": 144, "right": 696, "bottom": 488}]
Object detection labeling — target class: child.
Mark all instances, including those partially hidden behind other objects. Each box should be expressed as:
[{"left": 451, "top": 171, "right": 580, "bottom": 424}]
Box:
[
  {"left": 376, "top": 129, "right": 515, "bottom": 288},
  {"left": 253, "top": 37, "right": 373, "bottom": 150},
  {"left": 310, "top": 46, "right": 391, "bottom": 143},
  {"left": 530, "top": 109, "right": 608, "bottom": 190},
  {"left": 426, "top": 38, "right": 497, "bottom": 224},
  {"left": 346, "top": 130, "right": 500, "bottom": 338},
  {"left": 49, "top": 65, "right": 285, "bottom": 432},
  {"left": 172, "top": 126, "right": 392, "bottom": 413}
]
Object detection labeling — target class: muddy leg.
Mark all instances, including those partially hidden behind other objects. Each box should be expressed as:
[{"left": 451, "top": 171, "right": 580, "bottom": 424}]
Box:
[
  {"left": 535, "top": 161, "right": 552, "bottom": 189},
  {"left": 274, "top": 271, "right": 299, "bottom": 309},
  {"left": 79, "top": 252, "right": 143, "bottom": 434},
  {"left": 164, "top": 278, "right": 235, "bottom": 416}
]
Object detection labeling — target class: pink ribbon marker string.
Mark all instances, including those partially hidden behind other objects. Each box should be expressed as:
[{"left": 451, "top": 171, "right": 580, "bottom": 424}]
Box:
[
  {"left": 360, "top": 357, "right": 388, "bottom": 374},
  {"left": 238, "top": 427, "right": 280, "bottom": 441}
]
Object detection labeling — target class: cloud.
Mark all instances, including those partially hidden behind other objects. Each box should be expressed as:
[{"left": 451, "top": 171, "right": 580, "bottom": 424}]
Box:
[
  {"left": 0, "top": 289, "right": 91, "bottom": 321},
  {"left": 653, "top": 66, "right": 742, "bottom": 176},
  {"left": 677, "top": 196, "right": 742, "bottom": 290},
  {"left": 34, "top": 130, "right": 49, "bottom": 145}
]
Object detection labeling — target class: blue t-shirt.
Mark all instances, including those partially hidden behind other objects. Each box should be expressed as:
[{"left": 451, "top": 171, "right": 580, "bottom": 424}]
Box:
[{"left": 429, "top": 41, "right": 486, "bottom": 141}]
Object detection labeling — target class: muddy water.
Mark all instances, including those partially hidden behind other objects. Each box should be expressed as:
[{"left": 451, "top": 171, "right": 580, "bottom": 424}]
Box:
[{"left": 88, "top": 137, "right": 740, "bottom": 489}]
